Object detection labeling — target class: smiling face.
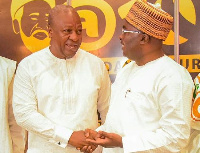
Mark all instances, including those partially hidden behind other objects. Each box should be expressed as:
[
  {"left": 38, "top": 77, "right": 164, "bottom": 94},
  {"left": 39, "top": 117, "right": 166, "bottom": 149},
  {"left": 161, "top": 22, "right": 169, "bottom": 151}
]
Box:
[
  {"left": 119, "top": 20, "right": 144, "bottom": 61},
  {"left": 48, "top": 6, "right": 82, "bottom": 59}
]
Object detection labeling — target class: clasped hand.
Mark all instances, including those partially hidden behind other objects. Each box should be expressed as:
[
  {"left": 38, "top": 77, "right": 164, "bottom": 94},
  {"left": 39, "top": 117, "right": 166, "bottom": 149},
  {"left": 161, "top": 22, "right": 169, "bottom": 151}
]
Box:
[
  {"left": 77, "top": 129, "right": 123, "bottom": 153},
  {"left": 68, "top": 130, "right": 97, "bottom": 153}
]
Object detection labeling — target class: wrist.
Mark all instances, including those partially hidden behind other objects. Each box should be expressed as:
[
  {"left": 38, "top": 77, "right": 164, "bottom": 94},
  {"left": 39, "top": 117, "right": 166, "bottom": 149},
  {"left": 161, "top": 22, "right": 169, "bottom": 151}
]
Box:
[{"left": 118, "top": 136, "right": 123, "bottom": 148}]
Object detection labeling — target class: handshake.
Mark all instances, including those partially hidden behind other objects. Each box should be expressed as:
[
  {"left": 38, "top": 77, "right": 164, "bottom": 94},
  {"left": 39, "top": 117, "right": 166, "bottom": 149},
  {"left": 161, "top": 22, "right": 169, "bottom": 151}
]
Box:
[{"left": 68, "top": 129, "right": 123, "bottom": 153}]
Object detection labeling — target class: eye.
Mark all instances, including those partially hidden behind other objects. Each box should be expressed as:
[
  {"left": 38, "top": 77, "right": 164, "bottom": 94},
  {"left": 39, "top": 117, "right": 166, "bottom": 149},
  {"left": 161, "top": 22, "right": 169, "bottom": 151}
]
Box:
[
  {"left": 63, "top": 29, "right": 72, "bottom": 34},
  {"left": 76, "top": 29, "right": 82, "bottom": 35}
]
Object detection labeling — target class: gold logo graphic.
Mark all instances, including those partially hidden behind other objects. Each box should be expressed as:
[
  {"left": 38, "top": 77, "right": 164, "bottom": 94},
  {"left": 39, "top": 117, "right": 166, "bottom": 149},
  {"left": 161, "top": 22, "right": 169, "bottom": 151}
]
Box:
[
  {"left": 192, "top": 97, "right": 200, "bottom": 121},
  {"left": 10, "top": 0, "right": 197, "bottom": 52},
  {"left": 11, "top": 0, "right": 55, "bottom": 52},
  {"left": 192, "top": 75, "right": 200, "bottom": 121},
  {"left": 72, "top": 0, "right": 116, "bottom": 51}
]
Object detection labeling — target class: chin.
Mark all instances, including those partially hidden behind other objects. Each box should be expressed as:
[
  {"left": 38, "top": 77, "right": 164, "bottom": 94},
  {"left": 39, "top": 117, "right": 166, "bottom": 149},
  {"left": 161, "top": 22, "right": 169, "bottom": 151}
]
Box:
[{"left": 123, "top": 52, "right": 127, "bottom": 57}]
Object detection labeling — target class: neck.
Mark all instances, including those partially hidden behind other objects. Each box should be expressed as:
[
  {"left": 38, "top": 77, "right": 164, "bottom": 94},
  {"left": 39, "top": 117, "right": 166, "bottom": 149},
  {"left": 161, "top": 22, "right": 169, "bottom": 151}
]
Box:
[
  {"left": 135, "top": 50, "right": 164, "bottom": 66},
  {"left": 49, "top": 45, "right": 75, "bottom": 59}
]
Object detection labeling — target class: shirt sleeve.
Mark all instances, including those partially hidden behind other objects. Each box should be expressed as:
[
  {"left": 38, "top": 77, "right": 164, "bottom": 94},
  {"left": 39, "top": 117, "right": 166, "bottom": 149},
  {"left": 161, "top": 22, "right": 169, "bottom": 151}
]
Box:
[
  {"left": 122, "top": 73, "right": 194, "bottom": 153},
  {"left": 8, "top": 76, "right": 26, "bottom": 153},
  {"left": 97, "top": 62, "right": 111, "bottom": 124},
  {"left": 13, "top": 64, "right": 73, "bottom": 148}
]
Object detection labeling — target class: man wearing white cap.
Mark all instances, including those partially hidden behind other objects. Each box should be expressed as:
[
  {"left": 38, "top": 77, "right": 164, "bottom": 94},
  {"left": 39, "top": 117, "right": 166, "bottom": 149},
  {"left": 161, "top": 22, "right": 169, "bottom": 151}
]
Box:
[{"left": 85, "top": 0, "right": 194, "bottom": 152}]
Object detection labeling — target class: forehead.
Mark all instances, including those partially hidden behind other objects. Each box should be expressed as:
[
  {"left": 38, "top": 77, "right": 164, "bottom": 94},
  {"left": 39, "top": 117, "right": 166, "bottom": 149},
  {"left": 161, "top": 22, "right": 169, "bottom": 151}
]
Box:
[{"left": 52, "top": 10, "right": 81, "bottom": 27}]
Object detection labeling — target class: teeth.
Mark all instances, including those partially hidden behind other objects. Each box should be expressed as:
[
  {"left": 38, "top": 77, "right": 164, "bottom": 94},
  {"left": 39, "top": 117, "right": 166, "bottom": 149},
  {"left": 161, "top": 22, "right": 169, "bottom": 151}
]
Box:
[{"left": 67, "top": 44, "right": 76, "bottom": 49}]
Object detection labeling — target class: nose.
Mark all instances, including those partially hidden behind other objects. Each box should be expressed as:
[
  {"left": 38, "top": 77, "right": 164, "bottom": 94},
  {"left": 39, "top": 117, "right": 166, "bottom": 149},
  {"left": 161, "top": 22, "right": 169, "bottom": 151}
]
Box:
[{"left": 69, "top": 31, "right": 80, "bottom": 41}]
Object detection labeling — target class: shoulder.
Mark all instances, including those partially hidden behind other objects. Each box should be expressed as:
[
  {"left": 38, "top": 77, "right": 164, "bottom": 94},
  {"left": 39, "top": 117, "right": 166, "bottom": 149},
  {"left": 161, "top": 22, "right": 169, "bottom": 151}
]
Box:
[
  {"left": 157, "top": 56, "right": 193, "bottom": 85},
  {"left": 78, "top": 49, "right": 103, "bottom": 63},
  {"left": 19, "top": 47, "right": 49, "bottom": 66},
  {"left": 0, "top": 56, "right": 16, "bottom": 75},
  {"left": 78, "top": 49, "right": 106, "bottom": 70},
  {"left": 162, "top": 56, "right": 190, "bottom": 76},
  {"left": 0, "top": 56, "right": 16, "bottom": 84},
  {"left": 0, "top": 56, "right": 16, "bottom": 68},
  {"left": 77, "top": 49, "right": 108, "bottom": 75}
]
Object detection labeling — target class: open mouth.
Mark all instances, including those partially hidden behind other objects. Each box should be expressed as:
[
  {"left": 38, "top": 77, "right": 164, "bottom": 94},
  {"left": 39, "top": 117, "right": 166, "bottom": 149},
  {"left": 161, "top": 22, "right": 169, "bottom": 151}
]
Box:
[
  {"left": 66, "top": 44, "right": 78, "bottom": 50},
  {"left": 33, "top": 32, "right": 47, "bottom": 40},
  {"left": 121, "top": 43, "right": 125, "bottom": 49}
]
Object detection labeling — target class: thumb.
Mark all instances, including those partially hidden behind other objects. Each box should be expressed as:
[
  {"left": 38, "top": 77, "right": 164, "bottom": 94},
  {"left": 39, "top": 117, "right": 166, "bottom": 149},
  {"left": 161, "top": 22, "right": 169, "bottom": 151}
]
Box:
[
  {"left": 85, "top": 129, "right": 90, "bottom": 138},
  {"left": 98, "top": 131, "right": 109, "bottom": 138}
]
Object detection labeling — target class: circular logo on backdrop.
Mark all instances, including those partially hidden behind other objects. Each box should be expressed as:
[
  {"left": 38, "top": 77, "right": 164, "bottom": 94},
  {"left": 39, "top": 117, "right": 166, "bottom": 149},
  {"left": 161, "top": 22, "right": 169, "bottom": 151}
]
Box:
[{"left": 72, "top": 0, "right": 116, "bottom": 51}]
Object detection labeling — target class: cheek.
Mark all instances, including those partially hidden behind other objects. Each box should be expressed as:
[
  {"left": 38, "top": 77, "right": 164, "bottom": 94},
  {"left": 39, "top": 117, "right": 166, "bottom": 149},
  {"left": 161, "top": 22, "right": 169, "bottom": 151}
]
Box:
[
  {"left": 77, "top": 35, "right": 82, "bottom": 42},
  {"left": 61, "top": 35, "right": 69, "bottom": 43},
  {"left": 124, "top": 38, "right": 133, "bottom": 49}
]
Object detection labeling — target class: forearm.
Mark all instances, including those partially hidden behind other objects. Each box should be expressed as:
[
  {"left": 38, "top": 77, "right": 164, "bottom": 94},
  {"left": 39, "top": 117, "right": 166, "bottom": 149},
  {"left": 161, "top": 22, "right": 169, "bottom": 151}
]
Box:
[
  {"left": 13, "top": 101, "right": 73, "bottom": 148},
  {"left": 123, "top": 125, "right": 190, "bottom": 152}
]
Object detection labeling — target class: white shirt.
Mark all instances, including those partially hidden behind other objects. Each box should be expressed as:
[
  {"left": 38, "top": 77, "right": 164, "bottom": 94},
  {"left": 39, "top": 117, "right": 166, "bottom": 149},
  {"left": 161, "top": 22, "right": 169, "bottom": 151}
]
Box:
[
  {"left": 13, "top": 47, "right": 111, "bottom": 153},
  {"left": 99, "top": 55, "right": 193, "bottom": 153},
  {"left": 0, "top": 56, "right": 25, "bottom": 153}
]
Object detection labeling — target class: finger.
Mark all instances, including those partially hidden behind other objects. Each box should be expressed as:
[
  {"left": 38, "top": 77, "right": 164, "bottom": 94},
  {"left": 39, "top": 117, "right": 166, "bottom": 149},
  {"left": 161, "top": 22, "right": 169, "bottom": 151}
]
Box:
[
  {"left": 87, "top": 145, "right": 97, "bottom": 153},
  {"left": 80, "top": 146, "right": 88, "bottom": 152},
  {"left": 91, "top": 144, "right": 98, "bottom": 151},
  {"left": 99, "top": 131, "right": 109, "bottom": 138},
  {"left": 97, "top": 133, "right": 105, "bottom": 139},
  {"left": 89, "top": 148, "right": 94, "bottom": 153},
  {"left": 76, "top": 147, "right": 80, "bottom": 150},
  {"left": 85, "top": 145, "right": 92, "bottom": 153},
  {"left": 86, "top": 139, "right": 99, "bottom": 145},
  {"left": 85, "top": 129, "right": 90, "bottom": 138}
]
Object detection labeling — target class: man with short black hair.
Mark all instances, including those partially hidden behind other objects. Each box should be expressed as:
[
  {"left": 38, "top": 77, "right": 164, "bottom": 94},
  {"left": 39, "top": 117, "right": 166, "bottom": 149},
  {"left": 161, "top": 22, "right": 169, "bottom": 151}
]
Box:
[{"left": 13, "top": 5, "right": 110, "bottom": 153}]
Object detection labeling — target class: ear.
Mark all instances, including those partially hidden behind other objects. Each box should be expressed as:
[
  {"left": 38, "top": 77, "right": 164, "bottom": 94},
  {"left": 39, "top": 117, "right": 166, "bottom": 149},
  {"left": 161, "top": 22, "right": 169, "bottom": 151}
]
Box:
[
  {"left": 140, "top": 34, "right": 150, "bottom": 44},
  {"left": 48, "top": 25, "right": 53, "bottom": 38}
]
